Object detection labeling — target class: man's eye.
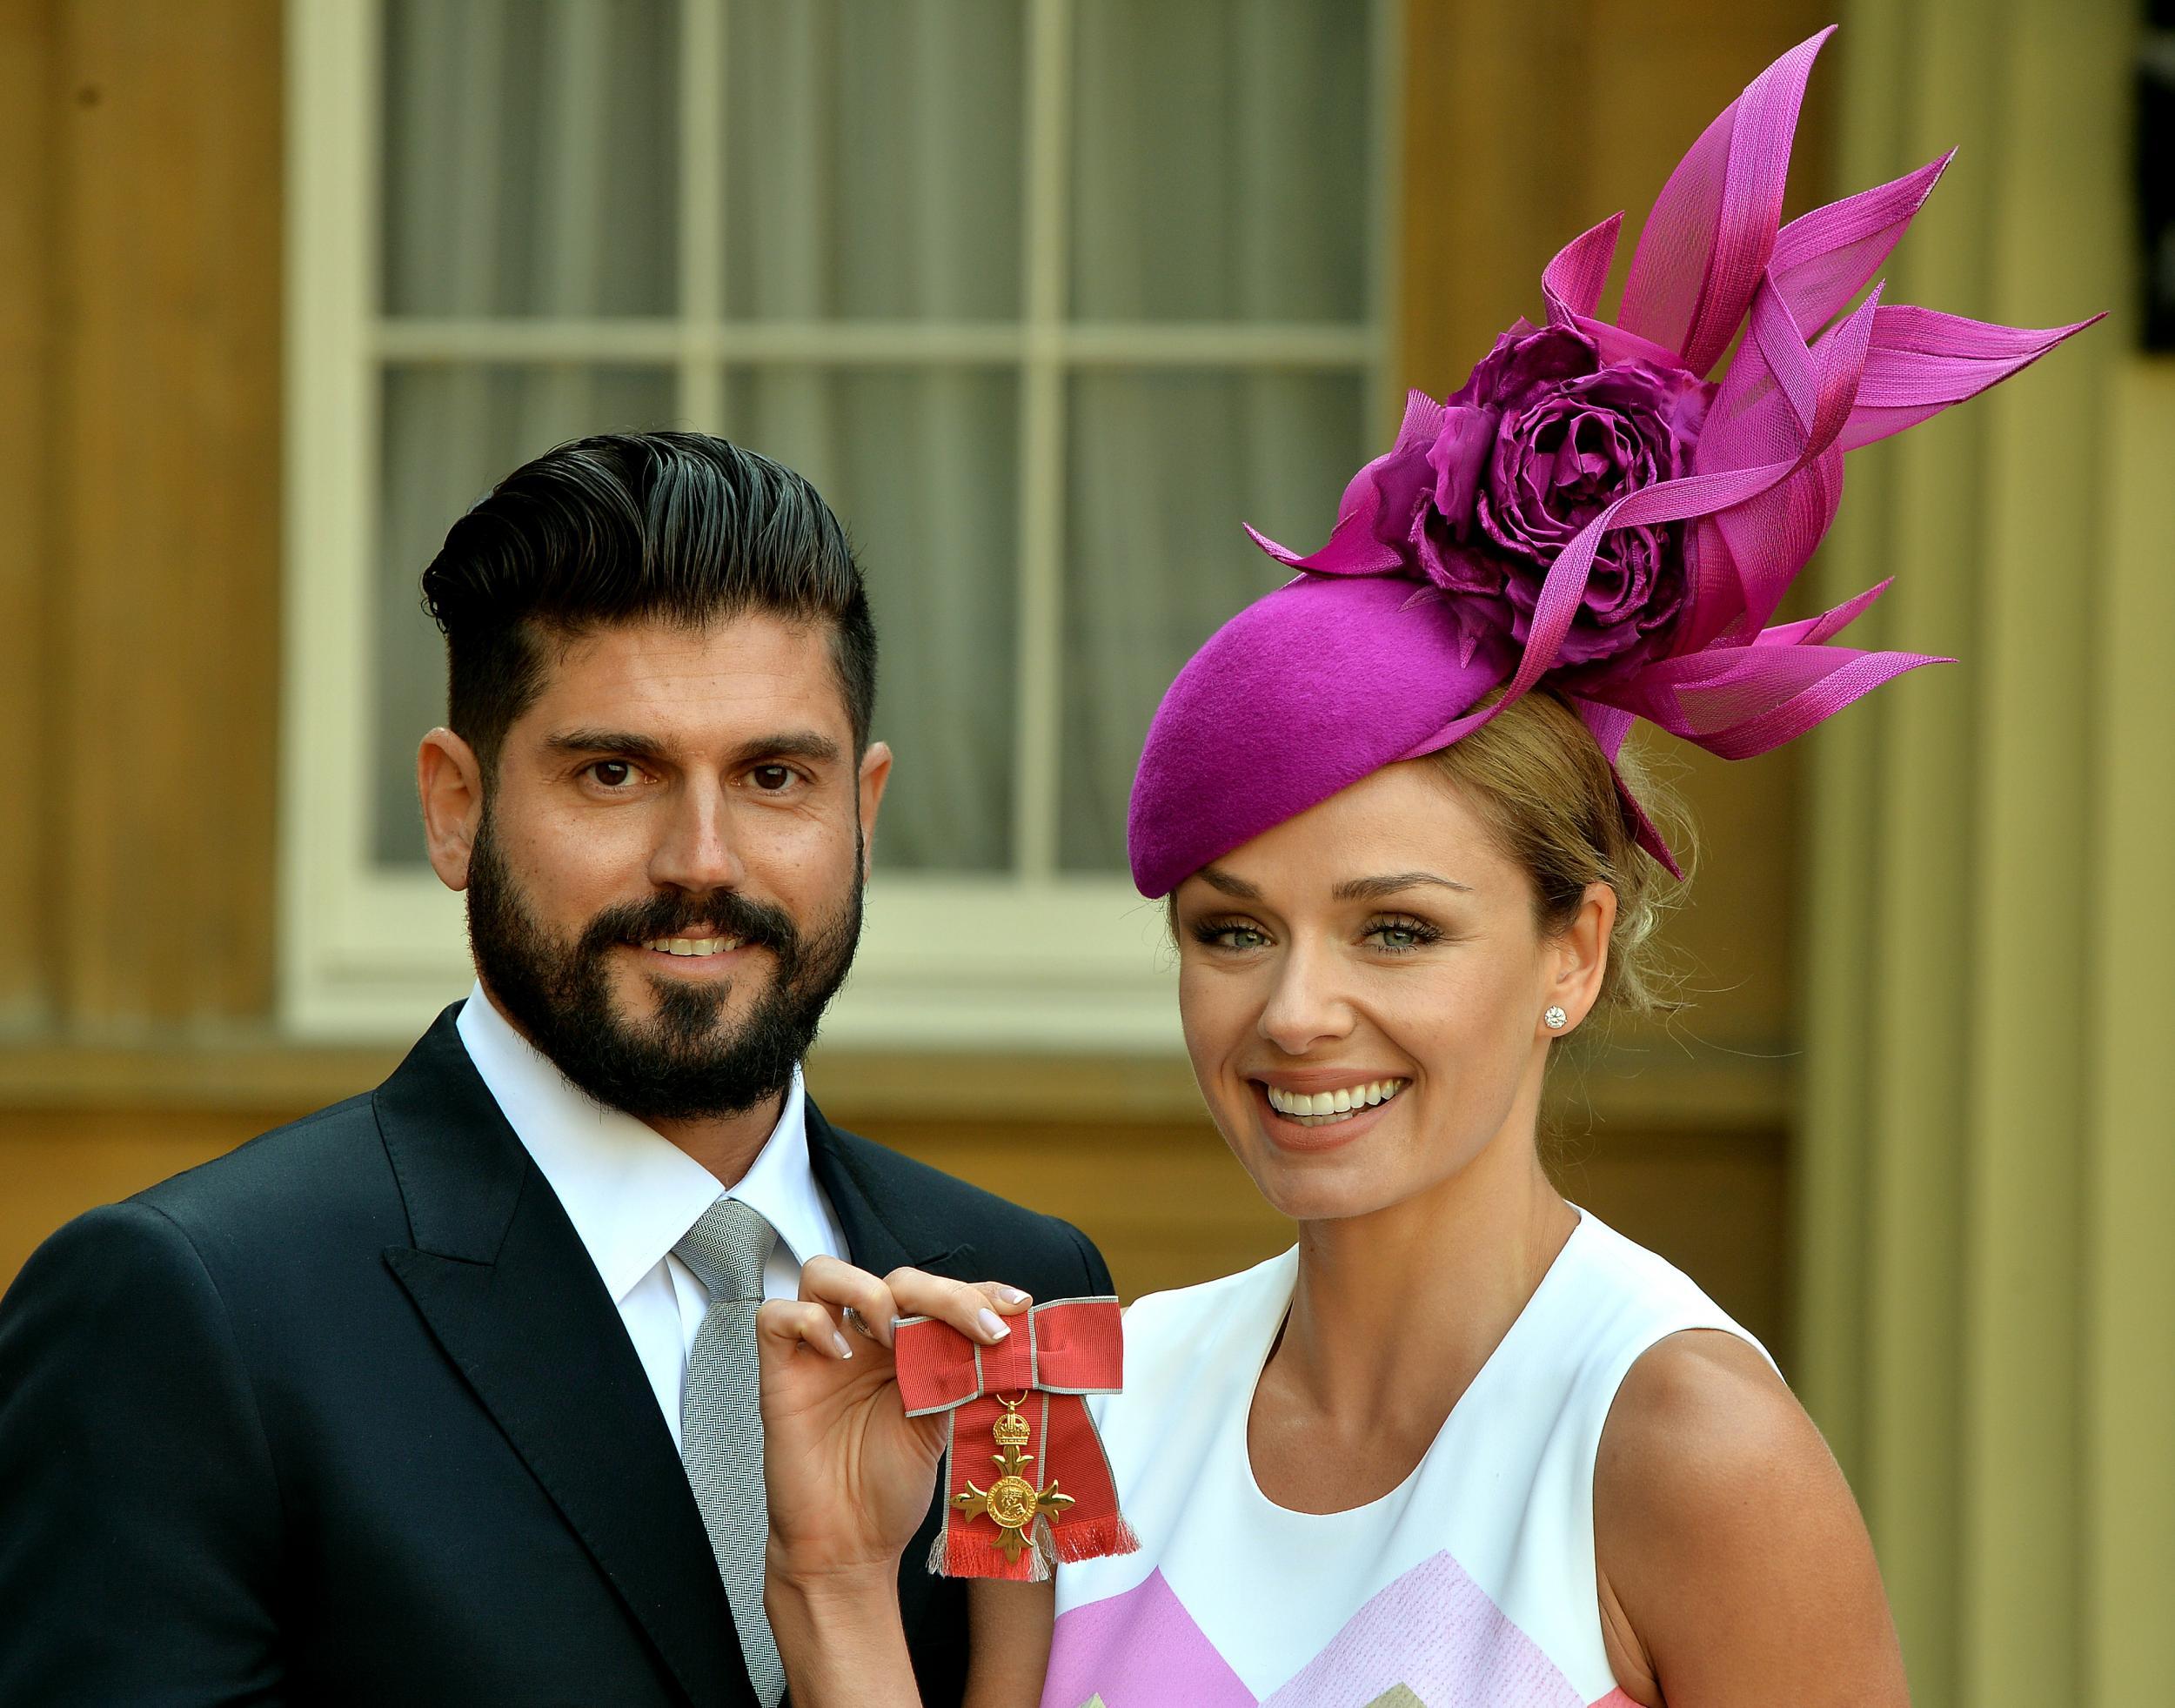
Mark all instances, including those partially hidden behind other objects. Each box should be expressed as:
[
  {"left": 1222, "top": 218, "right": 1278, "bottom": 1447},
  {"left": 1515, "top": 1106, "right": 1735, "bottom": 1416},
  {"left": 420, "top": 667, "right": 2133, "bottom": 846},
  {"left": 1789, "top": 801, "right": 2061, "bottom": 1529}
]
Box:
[
  {"left": 589, "top": 760, "right": 638, "bottom": 789},
  {"left": 750, "top": 765, "right": 796, "bottom": 792}
]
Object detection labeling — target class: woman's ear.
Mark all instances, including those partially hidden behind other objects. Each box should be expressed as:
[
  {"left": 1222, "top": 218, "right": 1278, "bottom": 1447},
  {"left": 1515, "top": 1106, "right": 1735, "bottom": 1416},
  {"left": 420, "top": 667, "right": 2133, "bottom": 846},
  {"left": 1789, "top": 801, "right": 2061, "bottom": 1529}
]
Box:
[
  {"left": 1543, "top": 881, "right": 1617, "bottom": 1035},
  {"left": 418, "top": 728, "right": 485, "bottom": 891}
]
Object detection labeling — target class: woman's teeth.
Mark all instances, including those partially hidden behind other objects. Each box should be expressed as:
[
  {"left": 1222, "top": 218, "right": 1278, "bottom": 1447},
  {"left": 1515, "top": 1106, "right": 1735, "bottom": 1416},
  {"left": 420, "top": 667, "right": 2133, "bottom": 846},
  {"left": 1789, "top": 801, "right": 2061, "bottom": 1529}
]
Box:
[
  {"left": 641, "top": 937, "right": 742, "bottom": 957},
  {"left": 1264, "top": 1078, "right": 1409, "bottom": 1126}
]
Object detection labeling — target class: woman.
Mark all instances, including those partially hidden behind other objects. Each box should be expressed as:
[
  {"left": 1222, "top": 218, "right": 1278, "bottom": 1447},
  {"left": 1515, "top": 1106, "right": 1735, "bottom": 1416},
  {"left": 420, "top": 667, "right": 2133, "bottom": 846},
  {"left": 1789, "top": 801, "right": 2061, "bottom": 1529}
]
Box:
[{"left": 749, "top": 30, "right": 2092, "bottom": 1708}]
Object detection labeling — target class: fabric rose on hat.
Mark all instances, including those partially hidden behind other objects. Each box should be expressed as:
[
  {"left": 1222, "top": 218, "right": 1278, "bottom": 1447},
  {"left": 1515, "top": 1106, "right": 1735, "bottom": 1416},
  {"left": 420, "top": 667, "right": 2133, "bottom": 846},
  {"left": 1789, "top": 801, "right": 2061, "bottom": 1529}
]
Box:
[
  {"left": 1249, "top": 318, "right": 1714, "bottom": 674},
  {"left": 1427, "top": 320, "right": 1712, "bottom": 669}
]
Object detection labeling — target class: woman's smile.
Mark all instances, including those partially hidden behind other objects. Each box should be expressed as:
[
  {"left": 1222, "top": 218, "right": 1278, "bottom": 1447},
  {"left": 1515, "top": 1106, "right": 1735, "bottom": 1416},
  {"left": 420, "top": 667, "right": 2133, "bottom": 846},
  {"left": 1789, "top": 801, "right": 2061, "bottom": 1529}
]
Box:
[
  {"left": 1248, "top": 1074, "right": 1410, "bottom": 1152},
  {"left": 1253, "top": 1075, "right": 1401, "bottom": 1149}
]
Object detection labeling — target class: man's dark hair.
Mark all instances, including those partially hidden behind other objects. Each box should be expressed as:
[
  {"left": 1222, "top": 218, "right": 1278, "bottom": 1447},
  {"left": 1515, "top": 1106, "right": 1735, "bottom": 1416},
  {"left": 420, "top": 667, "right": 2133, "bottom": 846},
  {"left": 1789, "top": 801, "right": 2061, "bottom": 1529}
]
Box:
[{"left": 421, "top": 431, "right": 877, "bottom": 774}]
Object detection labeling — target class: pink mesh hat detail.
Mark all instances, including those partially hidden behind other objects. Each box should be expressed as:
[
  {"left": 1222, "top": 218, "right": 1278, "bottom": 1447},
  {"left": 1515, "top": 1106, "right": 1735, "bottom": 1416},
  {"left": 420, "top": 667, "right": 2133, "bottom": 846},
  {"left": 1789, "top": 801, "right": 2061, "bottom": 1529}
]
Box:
[{"left": 1127, "top": 27, "right": 2099, "bottom": 899}]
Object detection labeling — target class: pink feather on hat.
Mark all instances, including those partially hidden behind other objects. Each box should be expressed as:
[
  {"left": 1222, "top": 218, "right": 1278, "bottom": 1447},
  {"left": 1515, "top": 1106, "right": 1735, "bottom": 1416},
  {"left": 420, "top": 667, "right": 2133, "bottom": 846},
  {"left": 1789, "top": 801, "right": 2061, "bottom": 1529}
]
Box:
[{"left": 1127, "top": 26, "right": 2100, "bottom": 898}]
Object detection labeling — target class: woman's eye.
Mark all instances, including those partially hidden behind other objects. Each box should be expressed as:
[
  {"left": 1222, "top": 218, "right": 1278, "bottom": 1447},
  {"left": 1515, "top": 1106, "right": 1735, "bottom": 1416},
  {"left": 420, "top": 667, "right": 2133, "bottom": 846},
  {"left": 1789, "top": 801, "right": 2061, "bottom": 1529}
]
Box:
[
  {"left": 1195, "top": 922, "right": 1269, "bottom": 952},
  {"left": 1365, "top": 918, "right": 1438, "bottom": 951},
  {"left": 749, "top": 765, "right": 797, "bottom": 792}
]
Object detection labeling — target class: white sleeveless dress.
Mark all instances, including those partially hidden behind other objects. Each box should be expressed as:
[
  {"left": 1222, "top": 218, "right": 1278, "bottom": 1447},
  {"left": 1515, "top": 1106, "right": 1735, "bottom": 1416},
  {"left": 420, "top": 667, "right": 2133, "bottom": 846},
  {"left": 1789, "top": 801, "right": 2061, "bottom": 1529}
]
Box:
[{"left": 1041, "top": 1209, "right": 1770, "bottom": 1708}]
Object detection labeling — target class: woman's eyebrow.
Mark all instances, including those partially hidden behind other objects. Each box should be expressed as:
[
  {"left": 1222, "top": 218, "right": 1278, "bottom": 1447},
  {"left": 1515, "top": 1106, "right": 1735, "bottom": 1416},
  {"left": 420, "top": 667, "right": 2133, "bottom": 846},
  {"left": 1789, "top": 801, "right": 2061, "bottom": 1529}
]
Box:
[
  {"left": 1195, "top": 865, "right": 1264, "bottom": 901},
  {"left": 1331, "top": 871, "right": 1473, "bottom": 901}
]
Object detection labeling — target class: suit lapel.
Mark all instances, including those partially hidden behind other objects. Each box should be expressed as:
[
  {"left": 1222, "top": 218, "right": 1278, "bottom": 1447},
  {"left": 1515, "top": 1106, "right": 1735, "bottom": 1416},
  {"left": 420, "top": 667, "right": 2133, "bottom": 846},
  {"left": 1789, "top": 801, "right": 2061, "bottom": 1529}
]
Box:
[
  {"left": 804, "top": 1100, "right": 973, "bottom": 1645},
  {"left": 804, "top": 1101, "right": 966, "bottom": 1279},
  {"left": 375, "top": 1008, "right": 748, "bottom": 1708}
]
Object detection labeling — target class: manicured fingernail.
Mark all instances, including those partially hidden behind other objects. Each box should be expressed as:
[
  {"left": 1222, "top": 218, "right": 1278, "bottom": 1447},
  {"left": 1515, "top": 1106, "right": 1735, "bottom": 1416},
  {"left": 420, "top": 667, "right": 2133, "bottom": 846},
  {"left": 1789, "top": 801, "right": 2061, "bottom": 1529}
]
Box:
[
  {"left": 978, "top": 1309, "right": 1009, "bottom": 1340},
  {"left": 994, "top": 1285, "right": 1031, "bottom": 1306},
  {"left": 831, "top": 1331, "right": 853, "bottom": 1359}
]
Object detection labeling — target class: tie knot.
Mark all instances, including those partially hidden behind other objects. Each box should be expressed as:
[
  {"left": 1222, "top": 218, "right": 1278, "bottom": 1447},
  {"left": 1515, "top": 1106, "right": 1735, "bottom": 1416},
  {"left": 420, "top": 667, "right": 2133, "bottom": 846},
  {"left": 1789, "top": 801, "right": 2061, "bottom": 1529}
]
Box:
[{"left": 673, "top": 1197, "right": 776, "bottom": 1302}]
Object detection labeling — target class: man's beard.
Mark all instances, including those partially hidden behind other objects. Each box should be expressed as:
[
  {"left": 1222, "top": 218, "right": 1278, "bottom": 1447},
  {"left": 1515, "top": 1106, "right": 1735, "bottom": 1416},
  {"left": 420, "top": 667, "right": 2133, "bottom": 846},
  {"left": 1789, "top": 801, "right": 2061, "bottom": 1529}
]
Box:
[{"left": 465, "top": 811, "right": 863, "bottom": 1122}]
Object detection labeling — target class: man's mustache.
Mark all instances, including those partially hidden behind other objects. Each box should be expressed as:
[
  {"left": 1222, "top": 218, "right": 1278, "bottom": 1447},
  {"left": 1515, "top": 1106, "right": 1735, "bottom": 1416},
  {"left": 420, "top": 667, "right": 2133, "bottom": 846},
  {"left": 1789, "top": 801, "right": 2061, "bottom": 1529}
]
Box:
[{"left": 577, "top": 889, "right": 800, "bottom": 963}]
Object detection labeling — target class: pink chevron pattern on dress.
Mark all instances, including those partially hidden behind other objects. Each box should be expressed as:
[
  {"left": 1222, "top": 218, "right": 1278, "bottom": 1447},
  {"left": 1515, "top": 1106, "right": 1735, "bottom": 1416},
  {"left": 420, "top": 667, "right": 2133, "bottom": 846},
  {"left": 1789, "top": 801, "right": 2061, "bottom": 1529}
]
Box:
[
  {"left": 1044, "top": 1554, "right": 1637, "bottom": 1707},
  {"left": 1263, "top": 1551, "right": 1585, "bottom": 1707},
  {"left": 1042, "top": 1569, "right": 1254, "bottom": 1707}
]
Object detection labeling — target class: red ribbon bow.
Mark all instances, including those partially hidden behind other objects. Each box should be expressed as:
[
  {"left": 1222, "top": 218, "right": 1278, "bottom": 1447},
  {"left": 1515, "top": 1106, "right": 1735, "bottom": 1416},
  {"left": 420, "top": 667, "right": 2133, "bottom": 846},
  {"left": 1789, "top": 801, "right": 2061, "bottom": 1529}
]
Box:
[{"left": 893, "top": 1296, "right": 1136, "bottom": 1581}]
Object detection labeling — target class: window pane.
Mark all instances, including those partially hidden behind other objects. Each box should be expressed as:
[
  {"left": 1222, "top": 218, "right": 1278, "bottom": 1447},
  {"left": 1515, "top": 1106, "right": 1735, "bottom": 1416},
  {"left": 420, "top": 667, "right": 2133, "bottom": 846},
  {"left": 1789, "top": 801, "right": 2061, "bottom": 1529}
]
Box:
[
  {"left": 373, "top": 364, "right": 679, "bottom": 867},
  {"left": 724, "top": 1, "right": 1024, "bottom": 320},
  {"left": 726, "top": 367, "right": 1019, "bottom": 870},
  {"left": 1060, "top": 369, "right": 1365, "bottom": 872},
  {"left": 382, "top": 0, "right": 679, "bottom": 317},
  {"left": 1070, "top": 0, "right": 1370, "bottom": 323}
]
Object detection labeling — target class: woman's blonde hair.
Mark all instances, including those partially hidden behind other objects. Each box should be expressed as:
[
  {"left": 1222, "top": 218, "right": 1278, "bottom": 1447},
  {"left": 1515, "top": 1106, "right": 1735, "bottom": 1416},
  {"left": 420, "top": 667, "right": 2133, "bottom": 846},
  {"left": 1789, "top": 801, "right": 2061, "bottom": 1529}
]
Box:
[{"left": 1428, "top": 690, "right": 1688, "bottom": 1020}]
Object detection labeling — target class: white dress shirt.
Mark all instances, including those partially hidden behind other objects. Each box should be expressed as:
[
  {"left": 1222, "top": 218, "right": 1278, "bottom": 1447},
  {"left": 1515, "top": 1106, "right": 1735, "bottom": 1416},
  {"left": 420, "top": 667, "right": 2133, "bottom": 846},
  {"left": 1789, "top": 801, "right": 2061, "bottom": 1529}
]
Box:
[{"left": 456, "top": 982, "right": 847, "bottom": 1450}]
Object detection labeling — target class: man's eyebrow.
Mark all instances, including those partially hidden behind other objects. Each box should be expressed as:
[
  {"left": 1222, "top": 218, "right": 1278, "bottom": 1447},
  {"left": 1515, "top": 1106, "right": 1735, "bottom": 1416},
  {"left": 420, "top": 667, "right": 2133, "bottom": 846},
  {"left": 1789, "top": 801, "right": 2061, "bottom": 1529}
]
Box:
[
  {"left": 1195, "top": 865, "right": 1264, "bottom": 901},
  {"left": 729, "top": 730, "right": 841, "bottom": 767},
  {"left": 1331, "top": 871, "right": 1473, "bottom": 901},
  {"left": 539, "top": 729, "right": 843, "bottom": 768},
  {"left": 544, "top": 729, "right": 672, "bottom": 764}
]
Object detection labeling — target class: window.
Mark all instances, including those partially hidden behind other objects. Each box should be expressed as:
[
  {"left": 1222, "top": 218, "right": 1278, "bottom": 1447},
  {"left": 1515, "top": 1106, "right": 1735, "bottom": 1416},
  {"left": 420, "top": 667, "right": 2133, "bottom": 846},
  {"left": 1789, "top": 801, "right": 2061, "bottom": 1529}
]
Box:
[{"left": 284, "top": 0, "right": 1398, "bottom": 1045}]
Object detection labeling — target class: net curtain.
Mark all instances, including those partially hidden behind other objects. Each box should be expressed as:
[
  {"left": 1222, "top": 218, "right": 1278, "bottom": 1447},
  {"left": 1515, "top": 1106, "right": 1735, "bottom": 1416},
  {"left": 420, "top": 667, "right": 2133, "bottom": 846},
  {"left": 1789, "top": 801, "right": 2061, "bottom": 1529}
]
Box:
[{"left": 371, "top": 0, "right": 1368, "bottom": 876}]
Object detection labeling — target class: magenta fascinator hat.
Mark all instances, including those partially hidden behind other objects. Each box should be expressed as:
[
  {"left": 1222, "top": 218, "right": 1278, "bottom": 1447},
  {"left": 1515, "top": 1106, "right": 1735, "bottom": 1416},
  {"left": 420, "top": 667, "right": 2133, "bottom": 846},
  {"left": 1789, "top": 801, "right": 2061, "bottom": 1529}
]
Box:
[{"left": 1127, "top": 27, "right": 2099, "bottom": 898}]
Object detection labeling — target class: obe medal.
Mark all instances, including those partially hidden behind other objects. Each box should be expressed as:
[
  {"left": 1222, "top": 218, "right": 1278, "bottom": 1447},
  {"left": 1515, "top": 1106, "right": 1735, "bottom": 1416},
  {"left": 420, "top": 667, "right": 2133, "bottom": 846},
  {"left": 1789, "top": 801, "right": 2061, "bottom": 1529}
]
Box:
[{"left": 950, "top": 1395, "right": 1075, "bottom": 1564}]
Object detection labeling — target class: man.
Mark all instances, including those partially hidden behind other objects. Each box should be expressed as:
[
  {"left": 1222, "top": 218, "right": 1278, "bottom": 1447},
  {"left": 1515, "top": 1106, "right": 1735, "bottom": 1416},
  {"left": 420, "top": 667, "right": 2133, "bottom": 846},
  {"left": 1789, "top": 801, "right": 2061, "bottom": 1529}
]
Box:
[{"left": 0, "top": 433, "right": 1111, "bottom": 1705}]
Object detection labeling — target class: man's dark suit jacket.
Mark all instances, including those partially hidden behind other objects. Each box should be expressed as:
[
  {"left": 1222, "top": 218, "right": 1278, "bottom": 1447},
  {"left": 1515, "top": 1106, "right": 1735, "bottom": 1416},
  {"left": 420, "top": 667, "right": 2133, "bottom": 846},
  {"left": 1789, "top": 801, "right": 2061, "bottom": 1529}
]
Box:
[{"left": 0, "top": 1006, "right": 1113, "bottom": 1706}]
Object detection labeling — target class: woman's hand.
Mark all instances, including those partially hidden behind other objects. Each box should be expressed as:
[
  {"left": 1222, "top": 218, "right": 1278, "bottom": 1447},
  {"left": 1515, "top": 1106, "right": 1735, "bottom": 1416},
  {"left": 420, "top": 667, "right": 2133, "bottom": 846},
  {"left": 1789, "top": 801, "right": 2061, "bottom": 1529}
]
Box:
[{"left": 757, "top": 1256, "right": 1034, "bottom": 1589}]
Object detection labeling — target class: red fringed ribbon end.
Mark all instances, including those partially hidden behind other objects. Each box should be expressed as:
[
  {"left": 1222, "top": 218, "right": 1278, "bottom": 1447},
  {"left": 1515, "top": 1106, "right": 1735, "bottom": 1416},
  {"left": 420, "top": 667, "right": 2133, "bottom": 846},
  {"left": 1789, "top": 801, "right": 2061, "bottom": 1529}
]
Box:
[
  {"left": 1049, "top": 1511, "right": 1140, "bottom": 1565},
  {"left": 925, "top": 1520, "right": 1048, "bottom": 1583},
  {"left": 922, "top": 1511, "right": 1139, "bottom": 1583}
]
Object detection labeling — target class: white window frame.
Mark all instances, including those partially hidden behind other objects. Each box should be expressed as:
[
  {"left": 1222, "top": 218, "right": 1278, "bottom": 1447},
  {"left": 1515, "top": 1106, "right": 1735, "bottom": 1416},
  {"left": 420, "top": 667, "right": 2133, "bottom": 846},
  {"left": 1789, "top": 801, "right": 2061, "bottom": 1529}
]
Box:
[{"left": 281, "top": 0, "right": 1402, "bottom": 1048}]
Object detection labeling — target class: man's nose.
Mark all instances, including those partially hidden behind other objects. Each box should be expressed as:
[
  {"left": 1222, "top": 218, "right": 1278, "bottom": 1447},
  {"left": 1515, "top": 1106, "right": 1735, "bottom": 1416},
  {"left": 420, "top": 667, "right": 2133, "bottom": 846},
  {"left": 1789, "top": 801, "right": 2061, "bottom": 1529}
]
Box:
[
  {"left": 1256, "top": 941, "right": 1355, "bottom": 1056},
  {"left": 647, "top": 776, "right": 748, "bottom": 894}
]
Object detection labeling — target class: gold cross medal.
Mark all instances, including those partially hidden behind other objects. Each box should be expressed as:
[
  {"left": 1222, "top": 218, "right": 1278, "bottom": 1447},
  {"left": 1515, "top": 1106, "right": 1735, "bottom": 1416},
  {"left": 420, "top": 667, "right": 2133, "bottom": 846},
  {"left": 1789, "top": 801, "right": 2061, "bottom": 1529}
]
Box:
[
  {"left": 951, "top": 1395, "right": 1074, "bottom": 1564},
  {"left": 893, "top": 1298, "right": 1134, "bottom": 1580}
]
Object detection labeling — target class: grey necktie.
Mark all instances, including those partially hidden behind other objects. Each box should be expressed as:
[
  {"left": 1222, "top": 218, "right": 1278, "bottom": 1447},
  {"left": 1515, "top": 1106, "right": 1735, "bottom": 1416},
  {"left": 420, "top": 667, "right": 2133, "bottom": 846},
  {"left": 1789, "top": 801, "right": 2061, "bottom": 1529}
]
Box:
[{"left": 674, "top": 1197, "right": 786, "bottom": 1708}]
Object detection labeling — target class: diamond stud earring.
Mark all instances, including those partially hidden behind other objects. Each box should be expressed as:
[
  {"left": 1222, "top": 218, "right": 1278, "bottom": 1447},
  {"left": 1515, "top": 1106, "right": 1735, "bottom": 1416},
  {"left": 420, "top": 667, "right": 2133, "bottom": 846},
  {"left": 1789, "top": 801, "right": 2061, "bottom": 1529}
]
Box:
[{"left": 1543, "top": 1005, "right": 1569, "bottom": 1030}]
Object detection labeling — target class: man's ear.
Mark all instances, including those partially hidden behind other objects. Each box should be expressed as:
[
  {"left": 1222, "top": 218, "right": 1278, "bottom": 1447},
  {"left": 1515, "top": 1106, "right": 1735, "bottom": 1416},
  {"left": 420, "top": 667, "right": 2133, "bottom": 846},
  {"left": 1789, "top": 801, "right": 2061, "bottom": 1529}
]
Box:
[
  {"left": 856, "top": 740, "right": 893, "bottom": 881},
  {"left": 418, "top": 728, "right": 485, "bottom": 892}
]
